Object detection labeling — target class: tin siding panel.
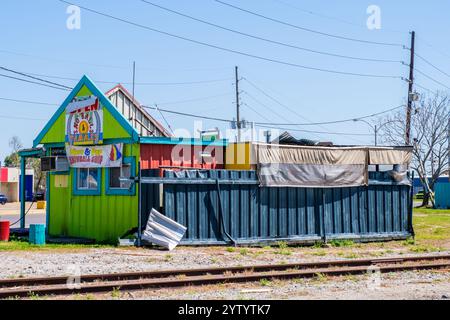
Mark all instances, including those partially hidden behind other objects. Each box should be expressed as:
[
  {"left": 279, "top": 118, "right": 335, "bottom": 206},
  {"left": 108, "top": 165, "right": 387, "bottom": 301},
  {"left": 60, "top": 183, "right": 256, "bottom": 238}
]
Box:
[{"left": 141, "top": 170, "right": 412, "bottom": 244}]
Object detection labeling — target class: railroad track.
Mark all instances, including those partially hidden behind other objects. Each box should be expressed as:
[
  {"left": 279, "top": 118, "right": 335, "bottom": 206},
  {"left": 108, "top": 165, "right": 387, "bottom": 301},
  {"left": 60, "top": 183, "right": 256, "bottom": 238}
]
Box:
[{"left": 0, "top": 254, "right": 449, "bottom": 299}]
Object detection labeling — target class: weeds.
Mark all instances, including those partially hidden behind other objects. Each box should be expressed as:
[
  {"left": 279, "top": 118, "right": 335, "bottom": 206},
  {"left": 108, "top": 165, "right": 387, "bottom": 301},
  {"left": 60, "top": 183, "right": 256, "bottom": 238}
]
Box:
[
  {"left": 259, "top": 278, "right": 272, "bottom": 286},
  {"left": 111, "top": 287, "right": 121, "bottom": 298}
]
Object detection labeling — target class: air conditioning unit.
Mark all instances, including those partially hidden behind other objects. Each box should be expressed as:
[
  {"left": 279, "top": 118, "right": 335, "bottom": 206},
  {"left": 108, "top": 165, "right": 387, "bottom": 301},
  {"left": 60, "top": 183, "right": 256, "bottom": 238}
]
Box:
[
  {"left": 55, "top": 157, "right": 69, "bottom": 172},
  {"left": 41, "top": 156, "right": 69, "bottom": 172}
]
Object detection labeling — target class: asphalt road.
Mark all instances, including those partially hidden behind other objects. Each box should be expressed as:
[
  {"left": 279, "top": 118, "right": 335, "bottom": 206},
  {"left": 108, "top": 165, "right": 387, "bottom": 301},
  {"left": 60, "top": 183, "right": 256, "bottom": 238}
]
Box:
[{"left": 0, "top": 202, "right": 46, "bottom": 228}]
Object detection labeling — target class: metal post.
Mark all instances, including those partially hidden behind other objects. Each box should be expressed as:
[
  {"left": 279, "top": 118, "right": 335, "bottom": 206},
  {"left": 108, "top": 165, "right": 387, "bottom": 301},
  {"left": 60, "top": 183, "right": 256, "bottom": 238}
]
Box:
[
  {"left": 20, "top": 156, "right": 26, "bottom": 229},
  {"left": 374, "top": 125, "right": 378, "bottom": 146},
  {"left": 235, "top": 66, "right": 241, "bottom": 142},
  {"left": 406, "top": 31, "right": 415, "bottom": 145},
  {"left": 137, "top": 161, "right": 142, "bottom": 246}
]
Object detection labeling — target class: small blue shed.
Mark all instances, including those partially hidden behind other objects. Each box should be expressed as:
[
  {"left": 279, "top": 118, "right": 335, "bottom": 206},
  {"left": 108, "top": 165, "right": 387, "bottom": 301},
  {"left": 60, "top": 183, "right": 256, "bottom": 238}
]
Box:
[{"left": 435, "top": 182, "right": 450, "bottom": 209}]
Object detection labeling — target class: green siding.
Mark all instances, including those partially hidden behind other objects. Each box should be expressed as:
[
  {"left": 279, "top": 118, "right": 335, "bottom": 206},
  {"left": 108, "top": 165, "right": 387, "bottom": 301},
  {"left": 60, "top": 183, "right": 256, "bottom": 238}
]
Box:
[
  {"left": 41, "top": 85, "right": 131, "bottom": 145},
  {"left": 48, "top": 144, "right": 139, "bottom": 242}
]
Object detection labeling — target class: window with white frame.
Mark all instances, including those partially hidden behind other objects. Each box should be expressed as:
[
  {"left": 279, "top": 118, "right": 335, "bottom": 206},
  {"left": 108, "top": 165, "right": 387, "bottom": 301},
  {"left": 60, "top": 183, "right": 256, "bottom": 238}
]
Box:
[{"left": 77, "top": 168, "right": 99, "bottom": 190}]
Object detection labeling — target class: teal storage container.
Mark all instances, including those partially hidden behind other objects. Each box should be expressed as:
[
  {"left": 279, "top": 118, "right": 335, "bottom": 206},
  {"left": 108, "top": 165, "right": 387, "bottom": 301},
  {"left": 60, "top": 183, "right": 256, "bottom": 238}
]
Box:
[
  {"left": 435, "top": 183, "right": 450, "bottom": 209},
  {"left": 29, "top": 224, "right": 46, "bottom": 245}
]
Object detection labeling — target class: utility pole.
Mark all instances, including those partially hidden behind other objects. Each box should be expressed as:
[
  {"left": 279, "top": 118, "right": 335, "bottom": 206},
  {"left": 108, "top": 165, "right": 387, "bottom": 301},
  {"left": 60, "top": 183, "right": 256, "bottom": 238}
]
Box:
[
  {"left": 406, "top": 31, "right": 415, "bottom": 146},
  {"left": 374, "top": 125, "right": 378, "bottom": 146},
  {"left": 235, "top": 66, "right": 241, "bottom": 142},
  {"left": 132, "top": 61, "right": 136, "bottom": 102},
  {"left": 448, "top": 117, "right": 450, "bottom": 182}
]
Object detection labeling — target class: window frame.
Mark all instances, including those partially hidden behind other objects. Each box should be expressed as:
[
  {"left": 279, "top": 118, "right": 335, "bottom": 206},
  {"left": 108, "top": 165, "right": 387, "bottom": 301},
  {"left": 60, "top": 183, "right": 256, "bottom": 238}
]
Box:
[
  {"left": 105, "top": 156, "right": 136, "bottom": 196},
  {"left": 72, "top": 167, "right": 102, "bottom": 196}
]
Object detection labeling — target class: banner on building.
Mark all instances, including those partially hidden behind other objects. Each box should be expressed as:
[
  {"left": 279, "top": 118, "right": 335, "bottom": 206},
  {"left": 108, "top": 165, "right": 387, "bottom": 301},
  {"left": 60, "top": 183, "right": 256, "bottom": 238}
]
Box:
[
  {"left": 66, "top": 144, "right": 123, "bottom": 168},
  {"left": 65, "top": 95, "right": 103, "bottom": 145}
]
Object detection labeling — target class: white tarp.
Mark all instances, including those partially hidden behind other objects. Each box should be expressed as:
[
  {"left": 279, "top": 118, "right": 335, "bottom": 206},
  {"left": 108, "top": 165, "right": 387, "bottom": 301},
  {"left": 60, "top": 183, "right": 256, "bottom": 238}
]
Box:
[
  {"left": 368, "top": 147, "right": 412, "bottom": 165},
  {"left": 256, "top": 143, "right": 368, "bottom": 188},
  {"left": 142, "top": 208, "right": 187, "bottom": 251}
]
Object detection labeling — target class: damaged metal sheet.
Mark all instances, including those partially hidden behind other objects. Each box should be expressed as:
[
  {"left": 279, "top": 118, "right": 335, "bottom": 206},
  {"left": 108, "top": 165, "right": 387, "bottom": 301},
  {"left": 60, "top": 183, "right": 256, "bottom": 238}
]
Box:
[{"left": 142, "top": 208, "right": 187, "bottom": 250}]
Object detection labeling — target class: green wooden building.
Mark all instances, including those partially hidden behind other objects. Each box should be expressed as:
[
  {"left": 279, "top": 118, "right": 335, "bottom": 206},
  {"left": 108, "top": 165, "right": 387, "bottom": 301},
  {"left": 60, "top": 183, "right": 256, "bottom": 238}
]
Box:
[{"left": 28, "top": 75, "right": 169, "bottom": 242}]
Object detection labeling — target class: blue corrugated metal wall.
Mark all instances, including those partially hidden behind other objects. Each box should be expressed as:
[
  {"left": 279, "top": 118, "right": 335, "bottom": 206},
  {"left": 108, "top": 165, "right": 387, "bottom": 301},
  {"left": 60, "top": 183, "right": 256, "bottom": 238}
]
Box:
[
  {"left": 435, "top": 182, "right": 450, "bottom": 209},
  {"left": 141, "top": 170, "right": 413, "bottom": 245}
]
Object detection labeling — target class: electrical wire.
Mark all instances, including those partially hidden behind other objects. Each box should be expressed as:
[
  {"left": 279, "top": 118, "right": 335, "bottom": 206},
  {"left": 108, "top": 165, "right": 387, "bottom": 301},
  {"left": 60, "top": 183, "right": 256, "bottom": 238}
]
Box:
[
  {"left": 0, "top": 73, "right": 71, "bottom": 91},
  {"left": 254, "top": 105, "right": 405, "bottom": 126},
  {"left": 0, "top": 49, "right": 232, "bottom": 72},
  {"left": 214, "top": 0, "right": 404, "bottom": 47},
  {"left": 0, "top": 97, "right": 58, "bottom": 106},
  {"left": 414, "top": 53, "right": 450, "bottom": 80},
  {"left": 140, "top": 0, "right": 400, "bottom": 63},
  {"left": 27, "top": 71, "right": 234, "bottom": 86},
  {"left": 142, "top": 105, "right": 232, "bottom": 123},
  {"left": 255, "top": 124, "right": 372, "bottom": 136},
  {"left": 57, "top": 0, "right": 401, "bottom": 79},
  {"left": 414, "top": 68, "right": 450, "bottom": 91},
  {"left": 0, "top": 66, "right": 73, "bottom": 90},
  {"left": 0, "top": 114, "right": 47, "bottom": 121}
]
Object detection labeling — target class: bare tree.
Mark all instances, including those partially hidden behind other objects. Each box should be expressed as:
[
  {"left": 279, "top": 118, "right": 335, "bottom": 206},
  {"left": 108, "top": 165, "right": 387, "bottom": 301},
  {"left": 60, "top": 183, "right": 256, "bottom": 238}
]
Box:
[
  {"left": 379, "top": 92, "right": 449, "bottom": 207},
  {"left": 8, "top": 136, "right": 23, "bottom": 153}
]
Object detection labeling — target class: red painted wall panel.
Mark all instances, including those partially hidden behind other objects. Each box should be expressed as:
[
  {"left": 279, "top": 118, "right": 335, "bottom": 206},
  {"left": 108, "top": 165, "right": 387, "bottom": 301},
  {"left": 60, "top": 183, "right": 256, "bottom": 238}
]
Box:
[
  {"left": 140, "top": 144, "right": 224, "bottom": 172},
  {"left": 0, "top": 168, "right": 7, "bottom": 182}
]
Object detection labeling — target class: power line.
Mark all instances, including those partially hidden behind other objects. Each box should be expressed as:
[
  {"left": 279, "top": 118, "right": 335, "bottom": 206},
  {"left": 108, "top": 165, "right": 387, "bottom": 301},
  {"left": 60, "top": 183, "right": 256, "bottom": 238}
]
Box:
[
  {"left": 0, "top": 97, "right": 58, "bottom": 106},
  {"left": 414, "top": 53, "right": 450, "bottom": 80},
  {"left": 254, "top": 105, "right": 405, "bottom": 126},
  {"left": 214, "top": 0, "right": 404, "bottom": 47},
  {"left": 414, "top": 67, "right": 450, "bottom": 91},
  {"left": 58, "top": 0, "right": 401, "bottom": 79},
  {"left": 241, "top": 102, "right": 274, "bottom": 122},
  {"left": 156, "top": 92, "right": 233, "bottom": 106},
  {"left": 255, "top": 124, "right": 372, "bottom": 136},
  {"left": 27, "top": 71, "right": 234, "bottom": 86},
  {"left": 142, "top": 105, "right": 232, "bottom": 123},
  {"left": 140, "top": 0, "right": 400, "bottom": 63},
  {"left": 0, "top": 49, "right": 232, "bottom": 72},
  {"left": 0, "top": 66, "right": 73, "bottom": 90},
  {"left": 415, "top": 83, "right": 438, "bottom": 96},
  {"left": 0, "top": 114, "right": 47, "bottom": 121},
  {"left": 242, "top": 91, "right": 297, "bottom": 123},
  {"left": 0, "top": 73, "right": 71, "bottom": 91},
  {"left": 243, "top": 77, "right": 318, "bottom": 124}
]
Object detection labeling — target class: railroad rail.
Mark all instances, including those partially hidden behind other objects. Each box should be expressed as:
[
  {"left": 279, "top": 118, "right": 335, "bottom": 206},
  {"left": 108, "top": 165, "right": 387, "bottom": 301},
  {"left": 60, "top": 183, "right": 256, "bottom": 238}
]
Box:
[{"left": 0, "top": 254, "right": 449, "bottom": 299}]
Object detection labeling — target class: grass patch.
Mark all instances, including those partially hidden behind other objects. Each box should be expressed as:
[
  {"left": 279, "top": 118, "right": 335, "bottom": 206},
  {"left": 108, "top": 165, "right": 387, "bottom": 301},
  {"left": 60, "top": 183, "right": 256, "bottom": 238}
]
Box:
[
  {"left": 0, "top": 239, "right": 110, "bottom": 252},
  {"left": 314, "top": 273, "right": 328, "bottom": 283},
  {"left": 240, "top": 248, "right": 249, "bottom": 256},
  {"left": 413, "top": 208, "right": 450, "bottom": 242},
  {"left": 329, "top": 239, "right": 354, "bottom": 247},
  {"left": 274, "top": 241, "right": 292, "bottom": 255},
  {"left": 309, "top": 249, "right": 327, "bottom": 256},
  {"left": 409, "top": 245, "right": 441, "bottom": 253},
  {"left": 259, "top": 278, "right": 271, "bottom": 286},
  {"left": 164, "top": 254, "right": 173, "bottom": 262},
  {"left": 111, "top": 287, "right": 121, "bottom": 299}
]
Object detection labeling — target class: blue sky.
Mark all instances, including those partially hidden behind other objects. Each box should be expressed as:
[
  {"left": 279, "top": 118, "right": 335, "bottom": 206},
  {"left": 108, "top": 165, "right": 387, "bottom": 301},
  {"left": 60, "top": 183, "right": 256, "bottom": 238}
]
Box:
[{"left": 1, "top": 0, "right": 449, "bottom": 162}]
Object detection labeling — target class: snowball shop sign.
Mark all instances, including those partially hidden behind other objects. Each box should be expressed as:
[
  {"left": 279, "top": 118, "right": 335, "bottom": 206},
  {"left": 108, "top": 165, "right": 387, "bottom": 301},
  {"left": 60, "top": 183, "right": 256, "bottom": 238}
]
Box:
[
  {"left": 66, "top": 144, "right": 123, "bottom": 168},
  {"left": 66, "top": 95, "right": 103, "bottom": 145}
]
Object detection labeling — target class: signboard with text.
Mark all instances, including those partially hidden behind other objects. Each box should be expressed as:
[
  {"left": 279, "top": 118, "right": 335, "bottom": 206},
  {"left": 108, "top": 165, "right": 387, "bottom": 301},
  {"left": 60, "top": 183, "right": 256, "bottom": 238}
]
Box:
[
  {"left": 65, "top": 95, "right": 103, "bottom": 145},
  {"left": 66, "top": 144, "right": 123, "bottom": 168}
]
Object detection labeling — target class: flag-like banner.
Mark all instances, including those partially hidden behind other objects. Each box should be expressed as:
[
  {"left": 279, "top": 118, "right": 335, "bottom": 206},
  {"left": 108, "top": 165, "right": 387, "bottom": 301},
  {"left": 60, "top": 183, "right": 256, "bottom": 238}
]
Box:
[
  {"left": 66, "top": 143, "right": 123, "bottom": 168},
  {"left": 65, "top": 95, "right": 103, "bottom": 145}
]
